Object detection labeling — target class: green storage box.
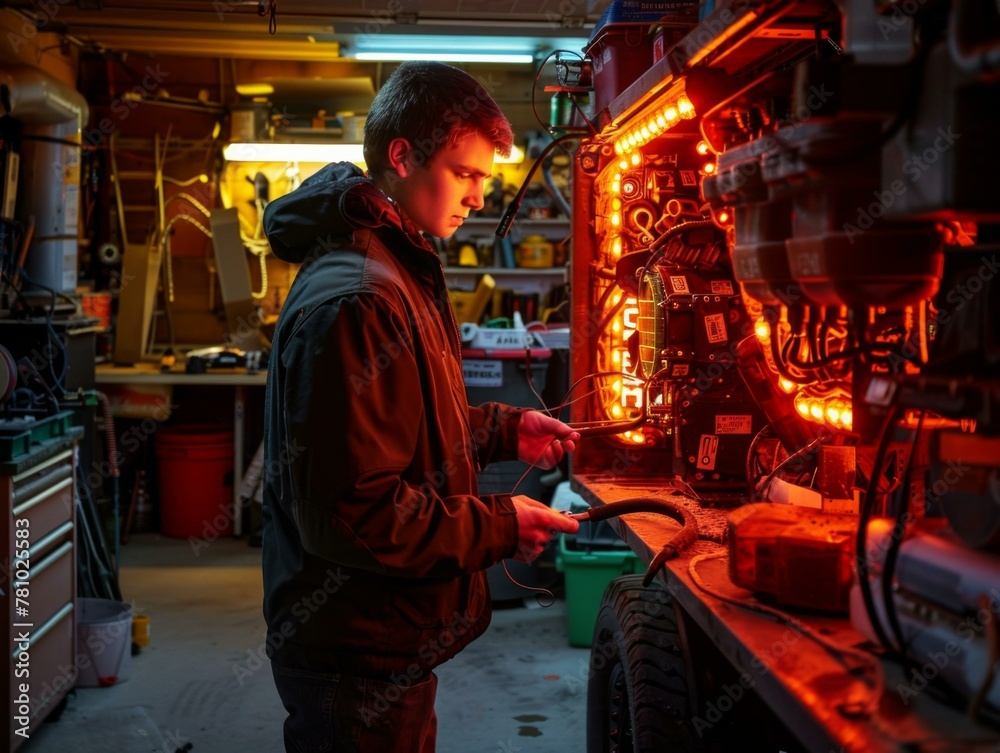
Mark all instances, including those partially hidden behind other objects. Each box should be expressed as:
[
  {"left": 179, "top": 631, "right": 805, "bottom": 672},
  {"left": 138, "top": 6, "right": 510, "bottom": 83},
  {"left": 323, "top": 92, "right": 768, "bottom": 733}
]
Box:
[{"left": 556, "top": 534, "right": 642, "bottom": 647}]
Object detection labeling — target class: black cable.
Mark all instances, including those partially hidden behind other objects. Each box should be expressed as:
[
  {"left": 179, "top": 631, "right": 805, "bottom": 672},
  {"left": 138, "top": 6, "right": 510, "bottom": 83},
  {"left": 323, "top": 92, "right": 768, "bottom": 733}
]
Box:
[
  {"left": 495, "top": 133, "right": 581, "bottom": 239},
  {"left": 754, "top": 434, "right": 829, "bottom": 501},
  {"left": 566, "top": 366, "right": 668, "bottom": 437},
  {"left": 881, "top": 410, "right": 924, "bottom": 656},
  {"left": 558, "top": 369, "right": 634, "bottom": 416},
  {"left": 746, "top": 424, "right": 773, "bottom": 495},
  {"left": 771, "top": 329, "right": 816, "bottom": 384},
  {"left": 856, "top": 403, "right": 903, "bottom": 657},
  {"left": 11, "top": 264, "right": 72, "bottom": 392},
  {"left": 568, "top": 496, "right": 699, "bottom": 587}
]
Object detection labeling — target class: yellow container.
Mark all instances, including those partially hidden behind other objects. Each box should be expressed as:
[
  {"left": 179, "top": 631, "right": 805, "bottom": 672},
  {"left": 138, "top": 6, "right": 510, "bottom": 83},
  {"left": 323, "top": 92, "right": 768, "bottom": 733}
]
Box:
[
  {"left": 517, "top": 235, "right": 554, "bottom": 268},
  {"left": 132, "top": 614, "right": 151, "bottom": 648}
]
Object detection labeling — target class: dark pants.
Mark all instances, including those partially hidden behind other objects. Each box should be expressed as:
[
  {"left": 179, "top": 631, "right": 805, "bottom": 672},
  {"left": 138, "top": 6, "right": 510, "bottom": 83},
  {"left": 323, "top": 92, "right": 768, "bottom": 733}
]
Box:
[{"left": 271, "top": 663, "right": 438, "bottom": 753}]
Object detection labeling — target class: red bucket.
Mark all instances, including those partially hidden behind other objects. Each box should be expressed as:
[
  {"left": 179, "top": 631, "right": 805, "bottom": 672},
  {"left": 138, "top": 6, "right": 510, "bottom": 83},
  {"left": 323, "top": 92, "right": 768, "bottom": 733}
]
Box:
[{"left": 155, "top": 424, "right": 234, "bottom": 538}]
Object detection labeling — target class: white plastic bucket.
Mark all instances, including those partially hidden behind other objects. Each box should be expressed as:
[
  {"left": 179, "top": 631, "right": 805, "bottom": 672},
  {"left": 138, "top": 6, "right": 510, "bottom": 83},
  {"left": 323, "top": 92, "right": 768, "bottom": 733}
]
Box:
[{"left": 76, "top": 598, "right": 132, "bottom": 687}]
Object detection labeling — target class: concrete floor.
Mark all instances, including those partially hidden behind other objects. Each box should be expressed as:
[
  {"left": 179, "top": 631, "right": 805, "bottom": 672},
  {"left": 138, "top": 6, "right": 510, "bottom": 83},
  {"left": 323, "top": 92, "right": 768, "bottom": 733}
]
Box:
[{"left": 23, "top": 534, "right": 593, "bottom": 753}]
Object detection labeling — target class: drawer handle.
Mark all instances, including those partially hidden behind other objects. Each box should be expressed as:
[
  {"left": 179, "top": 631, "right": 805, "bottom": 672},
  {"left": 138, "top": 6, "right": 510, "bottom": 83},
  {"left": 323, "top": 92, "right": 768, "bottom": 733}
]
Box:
[
  {"left": 28, "top": 521, "right": 74, "bottom": 559},
  {"left": 11, "top": 449, "right": 73, "bottom": 484},
  {"left": 12, "top": 477, "right": 73, "bottom": 517},
  {"left": 12, "top": 602, "right": 73, "bottom": 659},
  {"left": 30, "top": 541, "right": 74, "bottom": 577}
]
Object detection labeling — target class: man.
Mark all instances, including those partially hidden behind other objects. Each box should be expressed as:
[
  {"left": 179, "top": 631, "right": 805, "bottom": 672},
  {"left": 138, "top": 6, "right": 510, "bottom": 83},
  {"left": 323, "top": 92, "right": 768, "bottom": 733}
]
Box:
[{"left": 261, "top": 61, "right": 580, "bottom": 753}]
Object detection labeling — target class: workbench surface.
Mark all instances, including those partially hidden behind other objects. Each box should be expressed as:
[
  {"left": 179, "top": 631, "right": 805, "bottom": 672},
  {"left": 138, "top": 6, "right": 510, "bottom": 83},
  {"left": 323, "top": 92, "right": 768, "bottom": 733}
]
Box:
[{"left": 572, "top": 474, "right": 1000, "bottom": 753}]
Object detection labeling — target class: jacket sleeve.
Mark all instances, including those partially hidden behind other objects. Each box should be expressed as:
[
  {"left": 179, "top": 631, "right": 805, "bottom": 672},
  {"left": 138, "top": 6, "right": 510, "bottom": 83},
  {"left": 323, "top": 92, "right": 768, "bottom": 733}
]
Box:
[
  {"left": 467, "top": 403, "right": 524, "bottom": 469},
  {"left": 280, "top": 293, "right": 519, "bottom": 579}
]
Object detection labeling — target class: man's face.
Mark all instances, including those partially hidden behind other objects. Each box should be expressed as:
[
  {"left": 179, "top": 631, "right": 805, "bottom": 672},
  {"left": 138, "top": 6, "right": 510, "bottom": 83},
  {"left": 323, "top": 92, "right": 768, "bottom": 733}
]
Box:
[{"left": 391, "top": 132, "right": 495, "bottom": 239}]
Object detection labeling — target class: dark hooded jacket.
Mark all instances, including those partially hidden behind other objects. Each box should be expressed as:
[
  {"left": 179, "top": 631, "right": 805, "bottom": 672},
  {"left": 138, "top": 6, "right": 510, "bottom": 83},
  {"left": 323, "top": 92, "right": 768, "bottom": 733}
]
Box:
[{"left": 261, "top": 163, "right": 522, "bottom": 679}]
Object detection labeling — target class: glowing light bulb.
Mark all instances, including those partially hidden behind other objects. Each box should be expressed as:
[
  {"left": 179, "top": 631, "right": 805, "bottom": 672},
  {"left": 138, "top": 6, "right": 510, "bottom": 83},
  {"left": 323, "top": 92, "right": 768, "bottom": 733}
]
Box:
[
  {"left": 614, "top": 141, "right": 624, "bottom": 155},
  {"left": 794, "top": 393, "right": 809, "bottom": 417},
  {"left": 612, "top": 238, "right": 622, "bottom": 255},
  {"left": 612, "top": 181, "right": 621, "bottom": 194},
  {"left": 665, "top": 106, "right": 678, "bottom": 121},
  {"left": 841, "top": 408, "right": 853, "bottom": 430},
  {"left": 640, "top": 126, "right": 650, "bottom": 141},
  {"left": 696, "top": 141, "right": 710, "bottom": 155},
  {"left": 718, "top": 210, "right": 730, "bottom": 223},
  {"left": 754, "top": 320, "right": 770, "bottom": 339},
  {"left": 656, "top": 114, "right": 667, "bottom": 128},
  {"left": 611, "top": 404, "right": 624, "bottom": 419},
  {"left": 810, "top": 401, "right": 824, "bottom": 420},
  {"left": 631, "top": 432, "right": 644, "bottom": 444},
  {"left": 648, "top": 118, "right": 659, "bottom": 133},
  {"left": 703, "top": 162, "right": 716, "bottom": 174},
  {"left": 611, "top": 213, "right": 620, "bottom": 226},
  {"left": 631, "top": 153, "right": 641, "bottom": 166},
  {"left": 612, "top": 198, "right": 622, "bottom": 211},
  {"left": 678, "top": 97, "right": 695, "bottom": 117},
  {"left": 778, "top": 378, "right": 795, "bottom": 393},
  {"left": 619, "top": 160, "right": 629, "bottom": 171},
  {"left": 826, "top": 403, "right": 841, "bottom": 424}
]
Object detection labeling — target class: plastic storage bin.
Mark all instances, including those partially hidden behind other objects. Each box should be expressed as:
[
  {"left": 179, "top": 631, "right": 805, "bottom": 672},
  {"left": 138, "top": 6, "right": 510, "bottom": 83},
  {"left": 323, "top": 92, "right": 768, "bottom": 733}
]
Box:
[
  {"left": 462, "top": 346, "right": 551, "bottom": 407},
  {"left": 585, "top": 23, "right": 655, "bottom": 114},
  {"left": 598, "top": 0, "right": 699, "bottom": 23},
  {"left": 557, "top": 534, "right": 642, "bottom": 647}
]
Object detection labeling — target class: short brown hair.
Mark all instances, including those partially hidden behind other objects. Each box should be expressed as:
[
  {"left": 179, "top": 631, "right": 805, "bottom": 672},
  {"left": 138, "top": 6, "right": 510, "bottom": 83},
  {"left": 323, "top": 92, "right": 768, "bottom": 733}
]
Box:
[{"left": 363, "top": 61, "right": 514, "bottom": 178}]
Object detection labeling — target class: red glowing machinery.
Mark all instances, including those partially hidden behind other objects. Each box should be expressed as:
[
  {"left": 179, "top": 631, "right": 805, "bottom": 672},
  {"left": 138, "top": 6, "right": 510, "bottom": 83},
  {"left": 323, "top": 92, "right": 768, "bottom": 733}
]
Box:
[
  {"left": 565, "top": 0, "right": 1000, "bottom": 728},
  {"left": 571, "top": 0, "right": 1000, "bottom": 750},
  {"left": 569, "top": 2, "right": 999, "bottom": 514}
]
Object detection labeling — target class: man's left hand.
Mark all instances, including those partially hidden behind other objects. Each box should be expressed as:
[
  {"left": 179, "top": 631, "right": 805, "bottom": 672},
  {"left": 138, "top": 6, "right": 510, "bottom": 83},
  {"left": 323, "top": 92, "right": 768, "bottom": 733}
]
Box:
[{"left": 517, "top": 411, "right": 580, "bottom": 469}]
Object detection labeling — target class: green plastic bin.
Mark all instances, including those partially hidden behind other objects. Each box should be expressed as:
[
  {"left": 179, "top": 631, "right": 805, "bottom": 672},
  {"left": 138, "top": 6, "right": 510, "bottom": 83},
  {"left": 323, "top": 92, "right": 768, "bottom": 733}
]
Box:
[{"left": 556, "top": 534, "right": 642, "bottom": 647}]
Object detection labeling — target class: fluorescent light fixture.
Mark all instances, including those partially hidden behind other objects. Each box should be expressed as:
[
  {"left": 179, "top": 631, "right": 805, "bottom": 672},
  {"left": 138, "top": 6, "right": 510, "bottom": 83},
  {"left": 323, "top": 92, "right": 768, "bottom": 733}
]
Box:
[
  {"left": 225, "top": 142, "right": 521, "bottom": 166},
  {"left": 346, "top": 33, "right": 588, "bottom": 66},
  {"left": 355, "top": 51, "right": 534, "bottom": 64},
  {"left": 224, "top": 142, "right": 365, "bottom": 164}
]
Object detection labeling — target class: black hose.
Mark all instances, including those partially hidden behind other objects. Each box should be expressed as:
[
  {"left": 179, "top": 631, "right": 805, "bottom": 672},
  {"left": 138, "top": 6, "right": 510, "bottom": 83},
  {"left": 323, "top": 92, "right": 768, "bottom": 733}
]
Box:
[{"left": 571, "top": 496, "right": 699, "bottom": 587}]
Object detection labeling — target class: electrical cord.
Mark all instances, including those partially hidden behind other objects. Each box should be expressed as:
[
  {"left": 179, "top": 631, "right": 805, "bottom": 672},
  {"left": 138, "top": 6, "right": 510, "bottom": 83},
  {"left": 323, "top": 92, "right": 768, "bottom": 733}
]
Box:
[
  {"left": 495, "top": 133, "right": 581, "bottom": 239},
  {"left": 880, "top": 410, "right": 924, "bottom": 658},
  {"left": 856, "top": 403, "right": 904, "bottom": 657},
  {"left": 753, "top": 434, "right": 830, "bottom": 501},
  {"left": 565, "top": 497, "right": 699, "bottom": 587},
  {"left": 501, "top": 435, "right": 569, "bottom": 607},
  {"left": 9, "top": 265, "right": 70, "bottom": 393},
  {"left": 689, "top": 551, "right": 885, "bottom": 717},
  {"left": 770, "top": 329, "right": 815, "bottom": 385},
  {"left": 564, "top": 367, "right": 666, "bottom": 437}
]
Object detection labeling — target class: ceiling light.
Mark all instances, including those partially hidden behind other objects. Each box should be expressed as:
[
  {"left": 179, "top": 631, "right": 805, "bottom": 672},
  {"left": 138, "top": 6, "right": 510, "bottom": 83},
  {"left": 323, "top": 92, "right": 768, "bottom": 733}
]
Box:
[
  {"left": 354, "top": 52, "right": 534, "bottom": 64},
  {"left": 223, "top": 142, "right": 365, "bottom": 164},
  {"left": 235, "top": 83, "right": 276, "bottom": 97}
]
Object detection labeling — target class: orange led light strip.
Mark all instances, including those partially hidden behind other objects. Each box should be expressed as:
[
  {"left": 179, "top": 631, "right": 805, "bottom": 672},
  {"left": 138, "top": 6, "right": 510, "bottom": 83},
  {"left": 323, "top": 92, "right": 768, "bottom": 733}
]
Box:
[{"left": 614, "top": 94, "right": 696, "bottom": 156}]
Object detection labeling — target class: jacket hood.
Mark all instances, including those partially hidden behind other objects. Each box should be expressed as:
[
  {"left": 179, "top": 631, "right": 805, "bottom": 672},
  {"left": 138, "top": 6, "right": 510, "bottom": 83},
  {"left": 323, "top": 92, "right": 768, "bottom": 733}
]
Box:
[{"left": 263, "top": 162, "right": 420, "bottom": 264}]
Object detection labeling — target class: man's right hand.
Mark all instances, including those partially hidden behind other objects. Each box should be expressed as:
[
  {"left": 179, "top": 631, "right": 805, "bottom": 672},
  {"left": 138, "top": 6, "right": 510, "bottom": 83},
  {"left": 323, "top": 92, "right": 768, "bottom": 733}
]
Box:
[{"left": 511, "top": 495, "right": 579, "bottom": 563}]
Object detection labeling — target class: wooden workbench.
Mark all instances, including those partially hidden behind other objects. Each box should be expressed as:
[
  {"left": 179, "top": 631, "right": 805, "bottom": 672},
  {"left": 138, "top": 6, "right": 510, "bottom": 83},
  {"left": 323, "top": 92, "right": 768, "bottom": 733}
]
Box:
[{"left": 571, "top": 474, "right": 1000, "bottom": 753}]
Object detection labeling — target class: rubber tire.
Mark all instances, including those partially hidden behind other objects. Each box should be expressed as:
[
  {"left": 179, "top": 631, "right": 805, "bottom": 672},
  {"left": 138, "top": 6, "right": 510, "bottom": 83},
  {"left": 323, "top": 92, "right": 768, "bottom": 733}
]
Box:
[{"left": 586, "top": 574, "right": 699, "bottom": 753}]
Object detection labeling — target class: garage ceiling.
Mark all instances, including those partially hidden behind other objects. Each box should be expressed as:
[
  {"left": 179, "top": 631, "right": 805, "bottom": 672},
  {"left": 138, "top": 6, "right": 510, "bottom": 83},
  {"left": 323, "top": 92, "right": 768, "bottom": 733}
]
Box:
[{"left": 4, "top": 0, "right": 608, "bottom": 60}]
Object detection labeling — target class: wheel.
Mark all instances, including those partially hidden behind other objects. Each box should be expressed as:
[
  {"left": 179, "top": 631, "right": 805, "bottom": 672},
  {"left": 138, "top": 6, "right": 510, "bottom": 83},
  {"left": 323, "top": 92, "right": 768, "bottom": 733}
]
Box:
[{"left": 586, "top": 574, "right": 699, "bottom": 753}]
